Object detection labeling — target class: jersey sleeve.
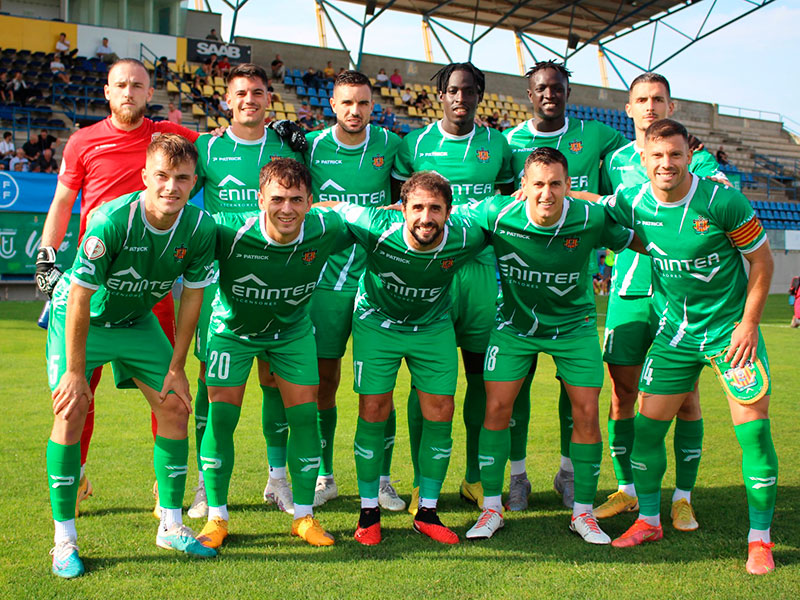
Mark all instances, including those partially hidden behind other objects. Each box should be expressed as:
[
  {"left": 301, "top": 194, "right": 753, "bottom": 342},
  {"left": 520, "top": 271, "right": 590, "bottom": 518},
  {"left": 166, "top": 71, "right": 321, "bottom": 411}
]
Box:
[
  {"left": 689, "top": 149, "right": 724, "bottom": 179},
  {"left": 601, "top": 191, "right": 634, "bottom": 229},
  {"left": 600, "top": 210, "right": 634, "bottom": 253},
  {"left": 392, "top": 135, "right": 413, "bottom": 181},
  {"left": 156, "top": 121, "right": 201, "bottom": 143},
  {"left": 333, "top": 203, "right": 389, "bottom": 246},
  {"left": 182, "top": 211, "right": 217, "bottom": 288},
  {"left": 57, "top": 133, "right": 86, "bottom": 191},
  {"left": 495, "top": 135, "right": 515, "bottom": 185},
  {"left": 451, "top": 200, "right": 490, "bottom": 230},
  {"left": 712, "top": 187, "right": 767, "bottom": 254},
  {"left": 598, "top": 122, "right": 630, "bottom": 160},
  {"left": 70, "top": 210, "right": 122, "bottom": 290},
  {"left": 191, "top": 135, "right": 210, "bottom": 196}
]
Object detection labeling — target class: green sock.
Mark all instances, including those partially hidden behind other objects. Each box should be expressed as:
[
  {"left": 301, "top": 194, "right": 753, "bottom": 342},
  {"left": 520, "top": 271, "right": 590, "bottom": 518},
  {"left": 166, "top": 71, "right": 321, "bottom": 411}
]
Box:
[
  {"left": 407, "top": 387, "right": 423, "bottom": 487},
  {"left": 734, "top": 419, "right": 779, "bottom": 530},
  {"left": 381, "top": 409, "right": 397, "bottom": 478},
  {"left": 570, "top": 442, "right": 603, "bottom": 505},
  {"left": 154, "top": 435, "right": 188, "bottom": 509},
  {"left": 608, "top": 417, "right": 635, "bottom": 486},
  {"left": 318, "top": 406, "right": 337, "bottom": 477},
  {"left": 673, "top": 418, "right": 703, "bottom": 491},
  {"left": 286, "top": 402, "right": 321, "bottom": 506},
  {"left": 509, "top": 374, "right": 533, "bottom": 462},
  {"left": 558, "top": 382, "right": 573, "bottom": 459},
  {"left": 200, "top": 401, "right": 241, "bottom": 507},
  {"left": 418, "top": 419, "right": 453, "bottom": 500},
  {"left": 463, "top": 372, "right": 486, "bottom": 483},
  {"left": 261, "top": 385, "right": 287, "bottom": 470},
  {"left": 47, "top": 440, "right": 80, "bottom": 522},
  {"left": 194, "top": 378, "right": 208, "bottom": 472},
  {"left": 631, "top": 413, "right": 672, "bottom": 516},
  {"left": 478, "top": 426, "right": 510, "bottom": 497},
  {"left": 354, "top": 417, "right": 386, "bottom": 499}
]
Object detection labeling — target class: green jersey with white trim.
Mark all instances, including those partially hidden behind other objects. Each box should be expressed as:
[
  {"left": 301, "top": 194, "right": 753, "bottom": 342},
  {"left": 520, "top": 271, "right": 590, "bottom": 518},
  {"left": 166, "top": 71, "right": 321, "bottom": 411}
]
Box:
[
  {"left": 601, "top": 142, "right": 724, "bottom": 297},
  {"left": 194, "top": 128, "right": 304, "bottom": 227},
  {"left": 335, "top": 203, "right": 489, "bottom": 331},
  {"left": 306, "top": 124, "right": 401, "bottom": 292},
  {"left": 465, "top": 195, "right": 632, "bottom": 339},
  {"left": 59, "top": 191, "right": 216, "bottom": 327},
  {"left": 211, "top": 208, "right": 351, "bottom": 340},
  {"left": 604, "top": 175, "right": 767, "bottom": 351},
  {"left": 505, "top": 118, "right": 628, "bottom": 191}
]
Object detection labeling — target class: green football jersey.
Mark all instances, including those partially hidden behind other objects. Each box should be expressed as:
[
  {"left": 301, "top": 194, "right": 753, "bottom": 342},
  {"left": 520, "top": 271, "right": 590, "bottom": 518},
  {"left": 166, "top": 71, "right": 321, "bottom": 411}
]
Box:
[
  {"left": 211, "top": 209, "right": 351, "bottom": 340},
  {"left": 505, "top": 117, "right": 628, "bottom": 191},
  {"left": 465, "top": 195, "right": 632, "bottom": 339},
  {"left": 59, "top": 191, "right": 216, "bottom": 327},
  {"left": 194, "top": 128, "right": 304, "bottom": 227},
  {"left": 604, "top": 174, "right": 767, "bottom": 351},
  {"left": 306, "top": 124, "right": 401, "bottom": 292},
  {"left": 334, "top": 204, "right": 489, "bottom": 331},
  {"left": 601, "top": 142, "right": 724, "bottom": 297}
]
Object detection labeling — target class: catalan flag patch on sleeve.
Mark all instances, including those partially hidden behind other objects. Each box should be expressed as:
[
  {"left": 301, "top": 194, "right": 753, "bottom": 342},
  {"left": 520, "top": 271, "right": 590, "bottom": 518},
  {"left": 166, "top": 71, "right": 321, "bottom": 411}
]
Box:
[{"left": 729, "top": 216, "right": 764, "bottom": 249}]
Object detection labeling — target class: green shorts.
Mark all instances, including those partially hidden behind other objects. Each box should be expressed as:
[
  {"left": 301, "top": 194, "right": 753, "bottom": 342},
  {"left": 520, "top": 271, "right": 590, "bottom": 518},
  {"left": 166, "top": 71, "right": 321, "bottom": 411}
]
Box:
[
  {"left": 351, "top": 315, "right": 458, "bottom": 396},
  {"left": 205, "top": 322, "right": 319, "bottom": 387},
  {"left": 484, "top": 326, "right": 604, "bottom": 387},
  {"left": 640, "top": 330, "right": 771, "bottom": 396},
  {"left": 603, "top": 293, "right": 653, "bottom": 366},
  {"left": 310, "top": 288, "right": 356, "bottom": 359},
  {"left": 46, "top": 302, "right": 171, "bottom": 392},
  {"left": 451, "top": 261, "right": 499, "bottom": 353},
  {"left": 193, "top": 278, "right": 217, "bottom": 362}
]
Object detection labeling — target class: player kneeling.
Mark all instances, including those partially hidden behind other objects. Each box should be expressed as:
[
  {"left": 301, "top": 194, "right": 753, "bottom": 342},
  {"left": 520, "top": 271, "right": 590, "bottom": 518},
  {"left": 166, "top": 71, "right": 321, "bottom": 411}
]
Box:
[{"left": 46, "top": 134, "right": 217, "bottom": 578}]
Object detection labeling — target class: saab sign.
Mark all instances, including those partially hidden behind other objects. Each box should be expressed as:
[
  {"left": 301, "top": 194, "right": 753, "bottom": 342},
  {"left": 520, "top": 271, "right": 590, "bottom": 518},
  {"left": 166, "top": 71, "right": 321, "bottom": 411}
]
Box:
[{"left": 187, "top": 38, "right": 252, "bottom": 64}]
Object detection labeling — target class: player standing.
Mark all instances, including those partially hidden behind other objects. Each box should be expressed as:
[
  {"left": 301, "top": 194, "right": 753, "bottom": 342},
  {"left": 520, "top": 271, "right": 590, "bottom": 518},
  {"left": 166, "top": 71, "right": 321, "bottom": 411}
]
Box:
[
  {"left": 392, "top": 62, "right": 515, "bottom": 512},
  {"left": 303, "top": 70, "right": 404, "bottom": 510},
  {"left": 46, "top": 135, "right": 217, "bottom": 578},
  {"left": 605, "top": 119, "right": 777, "bottom": 576}
]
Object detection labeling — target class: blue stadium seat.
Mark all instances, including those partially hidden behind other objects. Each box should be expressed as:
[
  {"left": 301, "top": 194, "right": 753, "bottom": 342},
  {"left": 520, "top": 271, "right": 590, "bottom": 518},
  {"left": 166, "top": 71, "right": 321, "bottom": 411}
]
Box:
[
  {"left": 283, "top": 76, "right": 294, "bottom": 86},
  {"left": 400, "top": 123, "right": 411, "bottom": 134},
  {"left": 296, "top": 85, "right": 307, "bottom": 97},
  {"left": 291, "top": 68, "right": 302, "bottom": 78},
  {"left": 307, "top": 87, "right": 317, "bottom": 97},
  {"left": 309, "top": 97, "right": 321, "bottom": 107},
  {"left": 323, "top": 107, "right": 334, "bottom": 118}
]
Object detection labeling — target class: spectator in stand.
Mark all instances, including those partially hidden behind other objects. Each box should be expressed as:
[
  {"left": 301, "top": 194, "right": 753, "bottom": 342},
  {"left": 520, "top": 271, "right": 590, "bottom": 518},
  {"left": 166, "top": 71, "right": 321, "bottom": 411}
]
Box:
[
  {"left": 376, "top": 68, "right": 390, "bottom": 88},
  {"left": 206, "top": 28, "right": 221, "bottom": 41},
  {"left": 167, "top": 101, "right": 182, "bottom": 125},
  {"left": 38, "top": 129, "right": 57, "bottom": 154},
  {"left": 34, "top": 148, "right": 58, "bottom": 174},
  {"left": 474, "top": 114, "right": 488, "bottom": 128},
  {"left": 486, "top": 111, "right": 499, "bottom": 129},
  {"left": 401, "top": 86, "right": 414, "bottom": 105},
  {"left": 155, "top": 56, "right": 170, "bottom": 87},
  {"left": 377, "top": 105, "right": 397, "bottom": 132},
  {"left": 414, "top": 89, "right": 432, "bottom": 110},
  {"left": 204, "top": 53, "right": 221, "bottom": 78},
  {"left": 716, "top": 146, "right": 730, "bottom": 165},
  {"left": 323, "top": 61, "right": 336, "bottom": 80},
  {"left": 55, "top": 32, "right": 78, "bottom": 67},
  {"left": 0, "top": 72, "right": 10, "bottom": 103},
  {"left": 264, "top": 110, "right": 276, "bottom": 126},
  {"left": 389, "top": 68, "right": 403, "bottom": 89},
  {"left": 499, "top": 112, "right": 511, "bottom": 130},
  {"left": 218, "top": 93, "right": 230, "bottom": 118},
  {"left": 95, "top": 37, "right": 120, "bottom": 64},
  {"left": 217, "top": 55, "right": 231, "bottom": 76},
  {"left": 338, "top": 67, "right": 346, "bottom": 77},
  {"left": 265, "top": 77, "right": 278, "bottom": 105},
  {"left": 271, "top": 54, "right": 285, "bottom": 80},
  {"left": 0, "top": 131, "right": 14, "bottom": 169},
  {"left": 190, "top": 77, "right": 204, "bottom": 103},
  {"left": 10, "top": 71, "right": 35, "bottom": 105},
  {"left": 209, "top": 91, "right": 225, "bottom": 117},
  {"left": 302, "top": 67, "right": 322, "bottom": 89},
  {"left": 299, "top": 110, "right": 323, "bottom": 132},
  {"left": 298, "top": 100, "right": 312, "bottom": 120},
  {"left": 9, "top": 147, "right": 29, "bottom": 172},
  {"left": 22, "top": 135, "right": 41, "bottom": 161},
  {"left": 194, "top": 64, "right": 208, "bottom": 85},
  {"left": 50, "top": 52, "right": 71, "bottom": 84}
]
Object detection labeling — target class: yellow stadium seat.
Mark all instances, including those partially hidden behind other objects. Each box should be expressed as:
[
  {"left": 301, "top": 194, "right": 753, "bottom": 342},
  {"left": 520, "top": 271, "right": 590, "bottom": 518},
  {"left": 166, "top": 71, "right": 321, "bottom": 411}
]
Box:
[
  {"left": 512, "top": 103, "right": 520, "bottom": 111},
  {"left": 168, "top": 61, "right": 179, "bottom": 73},
  {"left": 215, "top": 86, "right": 225, "bottom": 96},
  {"left": 413, "top": 83, "right": 423, "bottom": 92},
  {"left": 380, "top": 87, "right": 391, "bottom": 97},
  {"left": 166, "top": 81, "right": 179, "bottom": 94},
  {"left": 287, "top": 113, "right": 297, "bottom": 121},
  {"left": 389, "top": 88, "right": 400, "bottom": 97},
  {"left": 487, "top": 100, "right": 496, "bottom": 108},
  {"left": 506, "top": 95, "right": 514, "bottom": 103},
  {"left": 192, "top": 104, "right": 206, "bottom": 117},
  {"left": 408, "top": 106, "right": 419, "bottom": 117},
  {"left": 369, "top": 78, "right": 377, "bottom": 86},
  {"left": 272, "top": 101, "right": 284, "bottom": 112},
  {"left": 218, "top": 117, "right": 230, "bottom": 128},
  {"left": 422, "top": 84, "right": 432, "bottom": 93},
  {"left": 490, "top": 93, "right": 499, "bottom": 101},
  {"left": 394, "top": 96, "right": 404, "bottom": 106},
  {"left": 435, "top": 109, "right": 444, "bottom": 118},
  {"left": 180, "top": 82, "right": 191, "bottom": 94},
  {"left": 202, "top": 85, "right": 214, "bottom": 96},
  {"left": 276, "top": 111, "right": 286, "bottom": 120},
  {"left": 143, "top": 59, "right": 155, "bottom": 71},
  {"left": 284, "top": 102, "right": 295, "bottom": 113},
  {"left": 206, "top": 117, "right": 218, "bottom": 129},
  {"left": 426, "top": 108, "right": 436, "bottom": 117},
  {"left": 214, "top": 76, "right": 225, "bottom": 87}
]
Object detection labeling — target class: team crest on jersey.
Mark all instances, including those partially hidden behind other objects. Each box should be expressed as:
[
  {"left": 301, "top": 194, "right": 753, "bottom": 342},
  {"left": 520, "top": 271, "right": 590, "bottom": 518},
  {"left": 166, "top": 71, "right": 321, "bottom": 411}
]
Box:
[
  {"left": 302, "top": 249, "right": 317, "bottom": 265},
  {"left": 83, "top": 236, "right": 106, "bottom": 260},
  {"left": 693, "top": 217, "right": 709, "bottom": 234},
  {"left": 476, "top": 148, "right": 490, "bottom": 163},
  {"left": 440, "top": 258, "right": 454, "bottom": 271},
  {"left": 563, "top": 236, "right": 580, "bottom": 250},
  {"left": 372, "top": 155, "right": 385, "bottom": 169},
  {"left": 173, "top": 244, "right": 187, "bottom": 261},
  {"left": 568, "top": 140, "right": 583, "bottom": 154}
]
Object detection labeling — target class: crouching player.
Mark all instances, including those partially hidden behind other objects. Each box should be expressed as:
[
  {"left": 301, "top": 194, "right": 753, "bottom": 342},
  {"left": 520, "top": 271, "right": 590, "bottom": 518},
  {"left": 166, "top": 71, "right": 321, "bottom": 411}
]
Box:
[
  {"left": 46, "top": 134, "right": 217, "bottom": 578},
  {"left": 196, "top": 158, "right": 352, "bottom": 549},
  {"left": 605, "top": 119, "right": 778, "bottom": 575}
]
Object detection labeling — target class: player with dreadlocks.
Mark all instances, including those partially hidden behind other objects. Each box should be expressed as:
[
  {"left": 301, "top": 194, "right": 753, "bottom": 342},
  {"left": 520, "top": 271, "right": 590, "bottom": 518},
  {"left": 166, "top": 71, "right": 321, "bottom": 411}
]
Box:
[{"left": 392, "top": 62, "right": 515, "bottom": 522}]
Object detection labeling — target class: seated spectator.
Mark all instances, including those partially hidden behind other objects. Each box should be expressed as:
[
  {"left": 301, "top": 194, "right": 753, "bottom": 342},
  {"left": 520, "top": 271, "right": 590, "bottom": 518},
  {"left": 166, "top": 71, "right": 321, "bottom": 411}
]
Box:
[
  {"left": 217, "top": 55, "right": 231, "bottom": 75},
  {"left": 389, "top": 68, "right": 403, "bottom": 89},
  {"left": 271, "top": 54, "right": 285, "bottom": 80},
  {"left": 0, "top": 131, "right": 14, "bottom": 169},
  {"left": 377, "top": 105, "right": 397, "bottom": 132},
  {"left": 37, "top": 129, "right": 57, "bottom": 154},
  {"left": 34, "top": 148, "right": 58, "bottom": 174},
  {"left": 209, "top": 91, "right": 225, "bottom": 117},
  {"left": 474, "top": 115, "right": 489, "bottom": 128},
  {"left": 323, "top": 61, "right": 335, "bottom": 80},
  {"left": 10, "top": 71, "right": 36, "bottom": 105},
  {"left": 302, "top": 67, "right": 322, "bottom": 89},
  {"left": 264, "top": 110, "right": 276, "bottom": 126},
  {"left": 55, "top": 32, "right": 78, "bottom": 67},
  {"left": 95, "top": 37, "right": 120, "bottom": 64},
  {"left": 499, "top": 112, "right": 512, "bottom": 130},
  {"left": 9, "top": 148, "right": 29, "bottom": 172},
  {"left": 716, "top": 146, "right": 729, "bottom": 165},
  {"left": 338, "top": 67, "right": 346, "bottom": 77},
  {"left": 298, "top": 100, "right": 312, "bottom": 120},
  {"left": 401, "top": 87, "right": 414, "bottom": 105},
  {"left": 194, "top": 64, "right": 209, "bottom": 85},
  {"left": 0, "top": 72, "right": 10, "bottom": 103},
  {"left": 414, "top": 90, "right": 432, "bottom": 110},
  {"left": 265, "top": 78, "right": 277, "bottom": 106},
  {"left": 376, "top": 68, "right": 390, "bottom": 88},
  {"left": 206, "top": 28, "right": 221, "bottom": 41},
  {"left": 50, "top": 52, "right": 70, "bottom": 84},
  {"left": 155, "top": 56, "right": 170, "bottom": 87},
  {"left": 219, "top": 95, "right": 230, "bottom": 118},
  {"left": 204, "top": 54, "right": 221, "bottom": 78},
  {"left": 486, "top": 111, "right": 499, "bottom": 129},
  {"left": 167, "top": 101, "right": 182, "bottom": 125},
  {"left": 299, "top": 111, "right": 323, "bottom": 132},
  {"left": 22, "top": 135, "right": 41, "bottom": 161}
]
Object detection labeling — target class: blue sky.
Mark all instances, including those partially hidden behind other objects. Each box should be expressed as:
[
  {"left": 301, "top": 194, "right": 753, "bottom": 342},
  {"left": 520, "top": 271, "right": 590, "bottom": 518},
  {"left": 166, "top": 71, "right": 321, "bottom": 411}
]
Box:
[{"left": 205, "top": 0, "right": 799, "bottom": 127}]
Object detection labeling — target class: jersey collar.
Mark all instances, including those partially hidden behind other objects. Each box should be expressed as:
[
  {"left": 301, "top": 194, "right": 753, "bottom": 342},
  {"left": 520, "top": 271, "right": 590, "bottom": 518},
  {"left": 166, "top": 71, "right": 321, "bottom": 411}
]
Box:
[
  {"left": 402, "top": 223, "right": 450, "bottom": 254},
  {"left": 651, "top": 173, "right": 698, "bottom": 208},
  {"left": 332, "top": 124, "right": 370, "bottom": 150},
  {"left": 258, "top": 211, "right": 305, "bottom": 246},
  {"left": 526, "top": 117, "right": 569, "bottom": 138},
  {"left": 226, "top": 127, "right": 268, "bottom": 145},
  {"left": 138, "top": 193, "right": 183, "bottom": 235},
  {"left": 436, "top": 120, "right": 475, "bottom": 141},
  {"left": 526, "top": 197, "right": 570, "bottom": 231}
]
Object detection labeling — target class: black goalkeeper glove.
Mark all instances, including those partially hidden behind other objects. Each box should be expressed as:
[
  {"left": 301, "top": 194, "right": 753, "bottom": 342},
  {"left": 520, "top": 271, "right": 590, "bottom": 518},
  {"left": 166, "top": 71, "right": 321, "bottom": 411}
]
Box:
[
  {"left": 35, "top": 246, "right": 62, "bottom": 298},
  {"left": 269, "top": 119, "right": 308, "bottom": 153}
]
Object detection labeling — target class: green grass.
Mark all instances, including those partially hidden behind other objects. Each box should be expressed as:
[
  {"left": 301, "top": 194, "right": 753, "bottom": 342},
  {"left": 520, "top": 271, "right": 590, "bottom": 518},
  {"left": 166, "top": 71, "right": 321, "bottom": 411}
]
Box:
[{"left": 1, "top": 296, "right": 799, "bottom": 599}]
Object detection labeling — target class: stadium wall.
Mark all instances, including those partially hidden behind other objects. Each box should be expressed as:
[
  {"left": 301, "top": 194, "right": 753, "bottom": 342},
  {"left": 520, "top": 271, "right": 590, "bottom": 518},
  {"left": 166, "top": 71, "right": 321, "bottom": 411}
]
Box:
[{"left": 0, "top": 15, "right": 77, "bottom": 54}]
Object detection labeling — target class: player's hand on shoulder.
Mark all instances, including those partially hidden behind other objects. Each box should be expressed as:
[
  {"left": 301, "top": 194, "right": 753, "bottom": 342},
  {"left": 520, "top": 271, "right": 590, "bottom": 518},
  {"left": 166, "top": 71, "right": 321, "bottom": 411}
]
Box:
[
  {"left": 511, "top": 188, "right": 526, "bottom": 202},
  {"left": 36, "top": 246, "right": 62, "bottom": 298},
  {"left": 268, "top": 119, "right": 308, "bottom": 153},
  {"left": 52, "top": 371, "right": 93, "bottom": 419},
  {"left": 210, "top": 124, "right": 228, "bottom": 137}
]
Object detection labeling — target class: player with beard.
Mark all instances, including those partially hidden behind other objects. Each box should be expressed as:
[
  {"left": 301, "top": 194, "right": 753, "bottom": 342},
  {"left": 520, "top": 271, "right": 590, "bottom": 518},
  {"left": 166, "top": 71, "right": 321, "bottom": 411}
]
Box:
[
  {"left": 303, "top": 70, "right": 404, "bottom": 511},
  {"left": 392, "top": 63, "right": 514, "bottom": 514}
]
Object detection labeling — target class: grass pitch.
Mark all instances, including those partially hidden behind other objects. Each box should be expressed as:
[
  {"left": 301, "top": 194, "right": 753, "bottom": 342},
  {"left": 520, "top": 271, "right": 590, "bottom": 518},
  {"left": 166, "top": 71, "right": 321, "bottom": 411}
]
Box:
[{"left": 1, "top": 296, "right": 798, "bottom": 599}]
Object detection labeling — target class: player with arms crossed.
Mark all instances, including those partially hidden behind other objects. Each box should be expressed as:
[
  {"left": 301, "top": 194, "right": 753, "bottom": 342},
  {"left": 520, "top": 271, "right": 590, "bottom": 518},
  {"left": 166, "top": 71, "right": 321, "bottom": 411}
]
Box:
[
  {"left": 46, "top": 135, "right": 217, "bottom": 578},
  {"left": 304, "top": 70, "right": 404, "bottom": 510},
  {"left": 190, "top": 63, "right": 305, "bottom": 519},
  {"left": 196, "top": 159, "right": 350, "bottom": 549},
  {"left": 593, "top": 73, "right": 729, "bottom": 525},
  {"left": 605, "top": 119, "right": 777, "bottom": 576},
  {"left": 392, "top": 63, "right": 515, "bottom": 512},
  {"left": 461, "top": 147, "right": 635, "bottom": 544}
]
